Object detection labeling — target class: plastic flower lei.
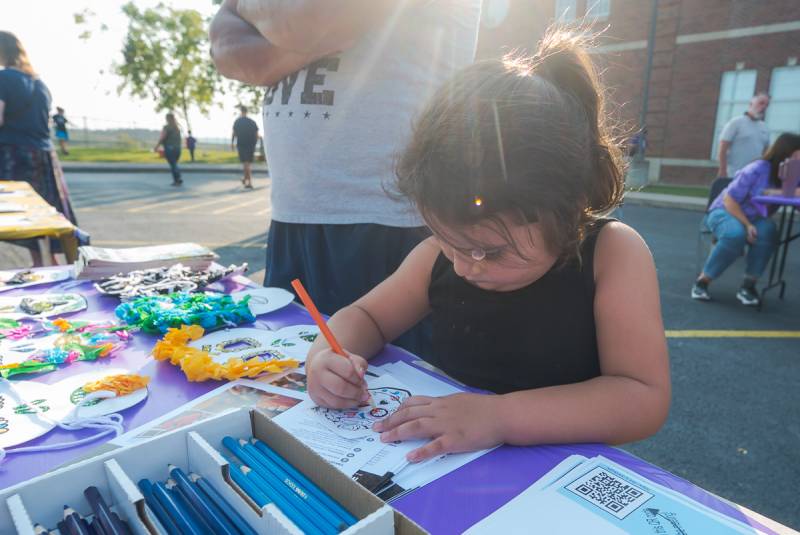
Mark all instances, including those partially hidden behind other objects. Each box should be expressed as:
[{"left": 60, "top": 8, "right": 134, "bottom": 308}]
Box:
[
  {"left": 115, "top": 292, "right": 255, "bottom": 334},
  {"left": 0, "top": 318, "right": 133, "bottom": 379},
  {"left": 152, "top": 324, "right": 298, "bottom": 382}
]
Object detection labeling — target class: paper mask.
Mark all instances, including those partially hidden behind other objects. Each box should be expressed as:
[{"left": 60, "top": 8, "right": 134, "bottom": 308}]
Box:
[{"left": 0, "top": 293, "right": 86, "bottom": 319}]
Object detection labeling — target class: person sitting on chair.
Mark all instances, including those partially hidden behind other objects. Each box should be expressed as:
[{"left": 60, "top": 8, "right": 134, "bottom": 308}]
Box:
[{"left": 693, "top": 133, "right": 800, "bottom": 306}]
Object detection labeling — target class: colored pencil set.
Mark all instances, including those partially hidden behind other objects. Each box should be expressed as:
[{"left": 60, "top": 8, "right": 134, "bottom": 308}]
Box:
[
  {"left": 222, "top": 435, "right": 358, "bottom": 534},
  {"left": 32, "top": 486, "right": 132, "bottom": 535}
]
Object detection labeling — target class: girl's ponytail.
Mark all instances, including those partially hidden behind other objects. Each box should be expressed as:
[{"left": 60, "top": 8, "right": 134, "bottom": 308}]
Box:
[{"left": 533, "top": 29, "right": 625, "bottom": 218}]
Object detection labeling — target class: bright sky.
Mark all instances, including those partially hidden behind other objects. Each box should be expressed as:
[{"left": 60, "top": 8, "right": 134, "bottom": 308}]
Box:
[{"left": 5, "top": 0, "right": 242, "bottom": 140}]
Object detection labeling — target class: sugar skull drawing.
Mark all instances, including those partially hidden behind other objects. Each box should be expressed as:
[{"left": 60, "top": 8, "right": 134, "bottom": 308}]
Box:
[{"left": 314, "top": 386, "right": 411, "bottom": 432}]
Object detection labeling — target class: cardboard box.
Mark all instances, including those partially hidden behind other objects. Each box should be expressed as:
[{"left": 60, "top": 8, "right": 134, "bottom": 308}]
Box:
[{"left": 1, "top": 408, "right": 427, "bottom": 534}]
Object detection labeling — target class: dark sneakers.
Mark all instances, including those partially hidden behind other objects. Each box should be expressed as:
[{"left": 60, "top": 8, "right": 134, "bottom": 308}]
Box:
[
  {"left": 736, "top": 285, "right": 760, "bottom": 306},
  {"left": 691, "top": 280, "right": 711, "bottom": 301}
]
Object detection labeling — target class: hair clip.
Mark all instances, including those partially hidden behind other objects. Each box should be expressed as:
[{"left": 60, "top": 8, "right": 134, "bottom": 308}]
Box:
[{"left": 473, "top": 195, "right": 483, "bottom": 207}]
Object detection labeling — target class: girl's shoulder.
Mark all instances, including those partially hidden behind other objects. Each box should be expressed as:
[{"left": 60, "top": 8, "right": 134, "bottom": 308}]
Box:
[{"left": 592, "top": 221, "right": 654, "bottom": 281}]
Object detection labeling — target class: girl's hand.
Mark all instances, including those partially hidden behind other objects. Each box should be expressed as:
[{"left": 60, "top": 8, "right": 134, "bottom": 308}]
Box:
[
  {"left": 306, "top": 349, "right": 370, "bottom": 409},
  {"left": 372, "top": 393, "right": 504, "bottom": 462},
  {"left": 746, "top": 224, "right": 758, "bottom": 244}
]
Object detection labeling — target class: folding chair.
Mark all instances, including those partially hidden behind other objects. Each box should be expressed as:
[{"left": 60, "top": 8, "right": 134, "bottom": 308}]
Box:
[{"left": 695, "top": 177, "right": 732, "bottom": 275}]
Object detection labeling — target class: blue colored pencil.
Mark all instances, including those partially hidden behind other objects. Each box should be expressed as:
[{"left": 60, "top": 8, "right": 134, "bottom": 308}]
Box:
[
  {"left": 152, "top": 481, "right": 206, "bottom": 535},
  {"left": 190, "top": 472, "right": 259, "bottom": 535},
  {"left": 239, "top": 438, "right": 348, "bottom": 531},
  {"left": 137, "top": 479, "right": 181, "bottom": 535},
  {"left": 228, "top": 459, "right": 271, "bottom": 507},
  {"left": 168, "top": 465, "right": 240, "bottom": 535},
  {"left": 84, "top": 486, "right": 129, "bottom": 535},
  {"left": 250, "top": 437, "right": 357, "bottom": 526},
  {"left": 62, "top": 506, "right": 91, "bottom": 535},
  {"left": 224, "top": 453, "right": 322, "bottom": 534},
  {"left": 165, "top": 479, "right": 215, "bottom": 535},
  {"left": 224, "top": 437, "right": 338, "bottom": 534}
]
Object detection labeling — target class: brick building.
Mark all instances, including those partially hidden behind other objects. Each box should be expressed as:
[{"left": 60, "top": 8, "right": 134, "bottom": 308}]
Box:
[{"left": 477, "top": 0, "right": 800, "bottom": 185}]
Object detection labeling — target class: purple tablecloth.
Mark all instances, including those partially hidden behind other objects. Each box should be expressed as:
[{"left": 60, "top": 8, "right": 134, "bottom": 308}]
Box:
[
  {"left": 753, "top": 195, "right": 800, "bottom": 208},
  {"left": 0, "top": 270, "right": 777, "bottom": 534}
]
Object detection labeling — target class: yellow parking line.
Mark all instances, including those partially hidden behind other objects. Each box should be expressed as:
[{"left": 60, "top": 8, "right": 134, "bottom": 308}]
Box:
[{"left": 666, "top": 330, "right": 800, "bottom": 338}]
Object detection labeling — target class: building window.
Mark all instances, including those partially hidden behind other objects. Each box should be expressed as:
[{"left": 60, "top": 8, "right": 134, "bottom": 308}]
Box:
[
  {"left": 765, "top": 66, "right": 800, "bottom": 144},
  {"left": 555, "top": 0, "right": 576, "bottom": 21},
  {"left": 482, "top": 0, "right": 510, "bottom": 29},
  {"left": 711, "top": 69, "right": 757, "bottom": 159},
  {"left": 586, "top": 0, "right": 610, "bottom": 20}
]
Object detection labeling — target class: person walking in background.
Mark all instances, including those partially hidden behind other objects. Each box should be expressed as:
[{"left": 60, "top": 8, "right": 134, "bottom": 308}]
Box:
[
  {"left": 0, "top": 31, "right": 79, "bottom": 266},
  {"left": 153, "top": 112, "right": 182, "bottom": 186},
  {"left": 231, "top": 105, "right": 258, "bottom": 189},
  {"left": 52, "top": 106, "right": 69, "bottom": 155},
  {"left": 210, "top": 0, "right": 481, "bottom": 358},
  {"left": 717, "top": 92, "right": 770, "bottom": 178},
  {"left": 693, "top": 133, "right": 800, "bottom": 306},
  {"left": 185, "top": 130, "right": 197, "bottom": 162}
]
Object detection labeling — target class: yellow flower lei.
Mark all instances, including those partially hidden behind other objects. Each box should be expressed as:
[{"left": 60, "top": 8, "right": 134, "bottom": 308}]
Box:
[
  {"left": 152, "top": 325, "right": 299, "bottom": 382},
  {"left": 83, "top": 374, "right": 150, "bottom": 396}
]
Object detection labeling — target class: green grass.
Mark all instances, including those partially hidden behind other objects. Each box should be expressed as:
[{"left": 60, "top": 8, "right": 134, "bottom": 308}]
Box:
[
  {"left": 631, "top": 184, "right": 709, "bottom": 198},
  {"left": 59, "top": 146, "right": 241, "bottom": 164}
]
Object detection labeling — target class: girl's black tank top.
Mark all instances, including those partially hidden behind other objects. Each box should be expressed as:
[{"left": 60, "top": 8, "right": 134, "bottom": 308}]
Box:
[{"left": 426, "top": 219, "right": 614, "bottom": 394}]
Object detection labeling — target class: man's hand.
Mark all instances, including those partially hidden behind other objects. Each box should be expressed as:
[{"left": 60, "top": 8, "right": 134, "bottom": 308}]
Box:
[{"left": 372, "top": 393, "right": 505, "bottom": 462}]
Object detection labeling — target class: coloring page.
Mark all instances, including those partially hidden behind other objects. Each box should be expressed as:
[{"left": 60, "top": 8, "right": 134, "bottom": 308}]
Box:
[
  {"left": 0, "top": 269, "right": 71, "bottom": 292},
  {"left": 283, "top": 373, "right": 412, "bottom": 440},
  {"left": 229, "top": 287, "right": 295, "bottom": 316},
  {"left": 0, "top": 293, "right": 87, "bottom": 319}
]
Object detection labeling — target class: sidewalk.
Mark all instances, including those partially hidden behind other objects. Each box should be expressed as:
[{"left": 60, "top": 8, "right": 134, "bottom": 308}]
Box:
[
  {"left": 61, "top": 161, "right": 269, "bottom": 174},
  {"left": 623, "top": 190, "right": 706, "bottom": 212}
]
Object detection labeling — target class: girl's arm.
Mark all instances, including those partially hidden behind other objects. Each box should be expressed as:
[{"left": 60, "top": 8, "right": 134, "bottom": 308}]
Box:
[
  {"left": 723, "top": 194, "right": 759, "bottom": 243},
  {"left": 305, "top": 238, "right": 439, "bottom": 408},
  {"left": 376, "top": 223, "right": 670, "bottom": 461}
]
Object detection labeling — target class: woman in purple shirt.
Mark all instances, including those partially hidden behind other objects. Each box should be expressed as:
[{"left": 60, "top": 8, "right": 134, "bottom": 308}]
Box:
[{"left": 692, "top": 133, "right": 800, "bottom": 306}]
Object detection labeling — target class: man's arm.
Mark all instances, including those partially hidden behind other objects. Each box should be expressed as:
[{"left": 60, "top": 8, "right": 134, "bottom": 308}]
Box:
[
  {"left": 236, "top": 0, "right": 424, "bottom": 57},
  {"left": 209, "top": 0, "right": 317, "bottom": 86},
  {"left": 717, "top": 140, "right": 730, "bottom": 177}
]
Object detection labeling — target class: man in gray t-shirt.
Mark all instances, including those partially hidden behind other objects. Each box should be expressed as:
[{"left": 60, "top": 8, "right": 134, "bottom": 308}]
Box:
[
  {"left": 717, "top": 93, "right": 770, "bottom": 178},
  {"left": 211, "top": 0, "right": 480, "bottom": 357}
]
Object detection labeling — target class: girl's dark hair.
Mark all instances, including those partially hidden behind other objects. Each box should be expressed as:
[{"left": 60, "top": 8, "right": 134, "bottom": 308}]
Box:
[
  {"left": 763, "top": 133, "right": 800, "bottom": 187},
  {"left": 0, "top": 31, "right": 36, "bottom": 76},
  {"left": 395, "top": 28, "right": 625, "bottom": 260},
  {"left": 165, "top": 112, "right": 179, "bottom": 130}
]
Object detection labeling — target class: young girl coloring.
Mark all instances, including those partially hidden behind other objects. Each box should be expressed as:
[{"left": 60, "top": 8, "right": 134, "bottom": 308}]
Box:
[{"left": 306, "top": 30, "right": 671, "bottom": 462}]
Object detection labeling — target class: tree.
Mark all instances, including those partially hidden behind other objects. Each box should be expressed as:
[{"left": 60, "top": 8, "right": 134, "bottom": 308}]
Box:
[{"left": 115, "top": 2, "right": 221, "bottom": 132}]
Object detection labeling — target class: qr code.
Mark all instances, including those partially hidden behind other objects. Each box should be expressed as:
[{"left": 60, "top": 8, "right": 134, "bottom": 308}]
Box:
[{"left": 564, "top": 466, "right": 653, "bottom": 519}]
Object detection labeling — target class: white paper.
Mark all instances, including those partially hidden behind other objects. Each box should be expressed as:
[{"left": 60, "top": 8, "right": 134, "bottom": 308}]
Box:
[
  {"left": 229, "top": 287, "right": 295, "bottom": 316},
  {"left": 0, "top": 269, "right": 71, "bottom": 293},
  {"left": 0, "top": 293, "right": 87, "bottom": 319},
  {"left": 464, "top": 455, "right": 766, "bottom": 535},
  {"left": 110, "top": 380, "right": 305, "bottom": 446},
  {"left": 0, "top": 368, "right": 147, "bottom": 449}
]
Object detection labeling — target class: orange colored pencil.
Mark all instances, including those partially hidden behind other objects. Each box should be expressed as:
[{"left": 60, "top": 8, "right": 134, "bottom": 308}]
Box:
[
  {"left": 291, "top": 278, "right": 346, "bottom": 356},
  {"left": 291, "top": 279, "right": 374, "bottom": 407}
]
